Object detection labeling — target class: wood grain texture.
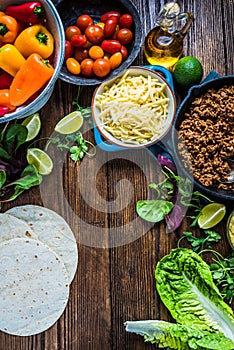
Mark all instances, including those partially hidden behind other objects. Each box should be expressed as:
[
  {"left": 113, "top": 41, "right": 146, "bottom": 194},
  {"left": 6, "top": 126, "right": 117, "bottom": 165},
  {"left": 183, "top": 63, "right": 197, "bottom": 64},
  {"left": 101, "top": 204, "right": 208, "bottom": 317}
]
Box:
[{"left": 0, "top": 0, "right": 233, "bottom": 349}]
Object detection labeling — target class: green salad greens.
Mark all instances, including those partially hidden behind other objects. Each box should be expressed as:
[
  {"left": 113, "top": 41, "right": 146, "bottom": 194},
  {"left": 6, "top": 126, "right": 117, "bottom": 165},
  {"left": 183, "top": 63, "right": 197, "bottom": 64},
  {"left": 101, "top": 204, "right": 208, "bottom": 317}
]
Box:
[{"left": 125, "top": 248, "right": 234, "bottom": 349}]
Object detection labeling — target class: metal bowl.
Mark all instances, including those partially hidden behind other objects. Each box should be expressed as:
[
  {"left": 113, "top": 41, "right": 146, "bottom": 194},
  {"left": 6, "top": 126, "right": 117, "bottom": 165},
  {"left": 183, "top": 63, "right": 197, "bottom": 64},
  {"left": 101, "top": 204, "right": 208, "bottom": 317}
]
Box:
[
  {"left": 92, "top": 66, "right": 176, "bottom": 149},
  {"left": 0, "top": 0, "right": 65, "bottom": 123},
  {"left": 55, "top": 0, "right": 143, "bottom": 85},
  {"left": 171, "top": 74, "right": 234, "bottom": 202}
]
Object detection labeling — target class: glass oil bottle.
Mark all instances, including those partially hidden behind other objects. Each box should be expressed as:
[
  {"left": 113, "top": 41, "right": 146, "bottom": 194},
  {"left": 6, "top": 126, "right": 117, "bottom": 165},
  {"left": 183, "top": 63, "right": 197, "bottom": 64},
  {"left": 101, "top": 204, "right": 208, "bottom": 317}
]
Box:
[{"left": 144, "top": 2, "right": 194, "bottom": 69}]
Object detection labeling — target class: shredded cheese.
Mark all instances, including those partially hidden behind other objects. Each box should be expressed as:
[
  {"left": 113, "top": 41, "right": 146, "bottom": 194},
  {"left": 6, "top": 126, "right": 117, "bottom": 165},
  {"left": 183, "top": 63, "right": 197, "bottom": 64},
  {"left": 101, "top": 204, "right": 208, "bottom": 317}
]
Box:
[{"left": 95, "top": 72, "right": 170, "bottom": 144}]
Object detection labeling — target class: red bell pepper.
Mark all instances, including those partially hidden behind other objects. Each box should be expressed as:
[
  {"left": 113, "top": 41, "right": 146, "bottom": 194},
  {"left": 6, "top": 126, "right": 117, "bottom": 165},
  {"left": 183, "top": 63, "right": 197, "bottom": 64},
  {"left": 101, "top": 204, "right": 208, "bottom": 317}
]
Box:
[
  {"left": 5, "top": 2, "right": 45, "bottom": 24},
  {"left": 0, "top": 70, "right": 13, "bottom": 89},
  {"left": 0, "top": 106, "right": 10, "bottom": 117}
]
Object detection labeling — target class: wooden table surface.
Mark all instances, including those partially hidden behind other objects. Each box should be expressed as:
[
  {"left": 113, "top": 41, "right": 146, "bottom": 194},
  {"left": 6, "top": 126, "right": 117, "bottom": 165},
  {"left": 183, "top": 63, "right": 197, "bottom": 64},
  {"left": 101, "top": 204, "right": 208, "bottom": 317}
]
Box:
[{"left": 1, "top": 0, "right": 234, "bottom": 349}]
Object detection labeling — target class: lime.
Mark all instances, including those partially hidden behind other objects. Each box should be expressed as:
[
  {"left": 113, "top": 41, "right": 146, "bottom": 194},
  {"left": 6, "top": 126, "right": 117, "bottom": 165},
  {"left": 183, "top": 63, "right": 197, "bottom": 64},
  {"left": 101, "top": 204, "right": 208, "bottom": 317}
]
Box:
[
  {"left": 26, "top": 148, "right": 53, "bottom": 175},
  {"left": 21, "top": 113, "right": 41, "bottom": 141},
  {"left": 173, "top": 56, "right": 203, "bottom": 89},
  {"left": 54, "top": 111, "right": 84, "bottom": 134},
  {"left": 198, "top": 203, "right": 226, "bottom": 229}
]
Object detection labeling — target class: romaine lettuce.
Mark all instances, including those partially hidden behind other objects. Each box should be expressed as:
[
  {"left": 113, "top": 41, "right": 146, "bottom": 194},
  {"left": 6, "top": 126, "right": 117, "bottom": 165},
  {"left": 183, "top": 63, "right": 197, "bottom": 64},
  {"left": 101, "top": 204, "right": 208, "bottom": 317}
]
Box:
[
  {"left": 155, "top": 248, "right": 234, "bottom": 340},
  {"left": 125, "top": 320, "right": 234, "bottom": 350}
]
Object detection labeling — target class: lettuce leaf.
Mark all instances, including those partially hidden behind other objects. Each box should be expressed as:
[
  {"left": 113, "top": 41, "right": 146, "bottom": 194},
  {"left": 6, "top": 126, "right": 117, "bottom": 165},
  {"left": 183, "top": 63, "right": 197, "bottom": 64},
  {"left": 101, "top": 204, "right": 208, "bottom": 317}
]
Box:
[
  {"left": 155, "top": 248, "right": 234, "bottom": 341},
  {"left": 125, "top": 320, "right": 234, "bottom": 350}
]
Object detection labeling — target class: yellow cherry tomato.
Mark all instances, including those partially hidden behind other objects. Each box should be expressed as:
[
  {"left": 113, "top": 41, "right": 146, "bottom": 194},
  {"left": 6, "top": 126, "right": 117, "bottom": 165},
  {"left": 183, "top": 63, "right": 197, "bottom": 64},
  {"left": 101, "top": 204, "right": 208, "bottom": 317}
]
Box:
[
  {"left": 66, "top": 57, "right": 81, "bottom": 75},
  {"left": 109, "top": 52, "right": 122, "bottom": 70},
  {"left": 89, "top": 45, "right": 104, "bottom": 59},
  {"left": 96, "top": 22, "right": 105, "bottom": 30}
]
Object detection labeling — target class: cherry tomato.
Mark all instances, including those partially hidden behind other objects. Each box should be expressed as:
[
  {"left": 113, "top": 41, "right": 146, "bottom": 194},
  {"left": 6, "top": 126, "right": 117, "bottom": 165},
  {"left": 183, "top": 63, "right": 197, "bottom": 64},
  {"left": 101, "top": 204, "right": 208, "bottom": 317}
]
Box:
[
  {"left": 89, "top": 45, "right": 104, "bottom": 59},
  {"left": 101, "top": 40, "right": 121, "bottom": 54},
  {"left": 66, "top": 58, "right": 81, "bottom": 75},
  {"left": 80, "top": 58, "right": 94, "bottom": 77},
  {"left": 70, "top": 34, "right": 87, "bottom": 47},
  {"left": 74, "top": 47, "right": 89, "bottom": 62},
  {"left": 109, "top": 52, "right": 122, "bottom": 70},
  {"left": 64, "top": 40, "right": 74, "bottom": 60},
  {"left": 76, "top": 14, "right": 94, "bottom": 33},
  {"left": 119, "top": 14, "right": 133, "bottom": 28},
  {"left": 120, "top": 45, "right": 128, "bottom": 60},
  {"left": 111, "top": 24, "right": 119, "bottom": 39},
  {"left": 85, "top": 25, "right": 104, "bottom": 44},
  {"left": 100, "top": 11, "right": 121, "bottom": 23},
  {"left": 93, "top": 58, "right": 111, "bottom": 77},
  {"left": 104, "top": 16, "right": 118, "bottom": 37},
  {"left": 116, "top": 28, "right": 133, "bottom": 45},
  {"left": 65, "top": 25, "right": 81, "bottom": 40}
]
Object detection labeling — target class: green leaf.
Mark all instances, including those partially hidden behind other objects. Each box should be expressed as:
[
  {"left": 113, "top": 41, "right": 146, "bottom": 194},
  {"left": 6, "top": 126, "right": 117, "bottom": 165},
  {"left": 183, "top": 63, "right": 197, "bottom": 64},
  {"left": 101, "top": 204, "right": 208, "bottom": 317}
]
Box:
[
  {"left": 0, "top": 169, "right": 6, "bottom": 187},
  {"left": 3, "top": 124, "right": 28, "bottom": 154},
  {"left": 136, "top": 200, "right": 174, "bottom": 223},
  {"left": 5, "top": 164, "right": 42, "bottom": 202},
  {"left": 125, "top": 320, "right": 234, "bottom": 350},
  {"left": 0, "top": 147, "right": 10, "bottom": 160},
  {"left": 155, "top": 248, "right": 234, "bottom": 340}
]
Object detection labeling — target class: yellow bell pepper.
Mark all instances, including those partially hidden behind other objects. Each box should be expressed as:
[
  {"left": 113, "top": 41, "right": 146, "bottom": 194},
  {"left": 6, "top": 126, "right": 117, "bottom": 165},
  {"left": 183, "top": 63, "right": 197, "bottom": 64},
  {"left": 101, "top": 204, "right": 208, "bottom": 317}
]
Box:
[
  {"left": 0, "top": 44, "right": 26, "bottom": 76},
  {"left": 14, "top": 24, "right": 54, "bottom": 59},
  {"left": 0, "top": 11, "right": 20, "bottom": 44}
]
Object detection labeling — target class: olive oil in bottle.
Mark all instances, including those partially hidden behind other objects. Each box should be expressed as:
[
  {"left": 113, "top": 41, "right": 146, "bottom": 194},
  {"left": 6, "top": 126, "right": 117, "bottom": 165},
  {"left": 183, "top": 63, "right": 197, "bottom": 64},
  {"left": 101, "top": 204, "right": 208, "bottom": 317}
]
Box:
[{"left": 144, "top": 2, "right": 193, "bottom": 69}]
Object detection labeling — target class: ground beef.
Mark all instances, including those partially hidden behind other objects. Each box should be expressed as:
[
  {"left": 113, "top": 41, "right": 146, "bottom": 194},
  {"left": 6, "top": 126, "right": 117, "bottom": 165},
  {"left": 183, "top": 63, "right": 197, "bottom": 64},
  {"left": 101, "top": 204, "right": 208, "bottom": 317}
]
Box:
[{"left": 178, "top": 85, "right": 234, "bottom": 190}]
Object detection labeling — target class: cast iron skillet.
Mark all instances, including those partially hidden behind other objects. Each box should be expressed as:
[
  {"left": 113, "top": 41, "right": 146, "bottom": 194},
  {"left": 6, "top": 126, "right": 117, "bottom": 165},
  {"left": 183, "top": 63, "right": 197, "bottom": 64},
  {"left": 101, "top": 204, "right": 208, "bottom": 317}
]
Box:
[{"left": 167, "top": 74, "right": 234, "bottom": 203}]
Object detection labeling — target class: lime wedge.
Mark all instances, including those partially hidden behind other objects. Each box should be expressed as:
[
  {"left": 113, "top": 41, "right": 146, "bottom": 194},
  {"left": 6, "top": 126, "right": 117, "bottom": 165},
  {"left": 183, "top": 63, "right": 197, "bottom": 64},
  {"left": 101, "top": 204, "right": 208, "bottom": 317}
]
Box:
[
  {"left": 198, "top": 203, "right": 226, "bottom": 229},
  {"left": 54, "top": 111, "right": 84, "bottom": 134},
  {"left": 26, "top": 148, "right": 53, "bottom": 175},
  {"left": 21, "top": 113, "right": 41, "bottom": 141}
]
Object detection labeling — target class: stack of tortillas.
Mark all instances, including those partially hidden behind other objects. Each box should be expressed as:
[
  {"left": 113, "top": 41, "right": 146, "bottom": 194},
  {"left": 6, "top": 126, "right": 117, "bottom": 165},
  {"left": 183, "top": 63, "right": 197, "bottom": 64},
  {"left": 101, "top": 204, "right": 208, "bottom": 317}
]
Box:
[{"left": 0, "top": 205, "right": 78, "bottom": 336}]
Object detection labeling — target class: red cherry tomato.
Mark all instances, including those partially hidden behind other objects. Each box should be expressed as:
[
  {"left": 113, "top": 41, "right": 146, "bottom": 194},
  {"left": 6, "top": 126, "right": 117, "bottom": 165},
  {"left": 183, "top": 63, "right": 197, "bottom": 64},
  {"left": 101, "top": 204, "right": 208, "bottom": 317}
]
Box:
[
  {"left": 85, "top": 25, "right": 104, "bottom": 44},
  {"left": 119, "top": 14, "right": 133, "bottom": 28},
  {"left": 93, "top": 58, "right": 111, "bottom": 77},
  {"left": 101, "top": 40, "right": 121, "bottom": 54},
  {"left": 70, "top": 34, "right": 87, "bottom": 47},
  {"left": 120, "top": 45, "right": 128, "bottom": 60},
  {"left": 104, "top": 16, "right": 118, "bottom": 37},
  {"left": 116, "top": 28, "right": 133, "bottom": 45},
  {"left": 0, "top": 71, "right": 13, "bottom": 89},
  {"left": 65, "top": 25, "right": 81, "bottom": 40},
  {"left": 80, "top": 58, "right": 94, "bottom": 77},
  {"left": 74, "top": 47, "right": 89, "bottom": 62},
  {"left": 76, "top": 14, "right": 94, "bottom": 33},
  {"left": 100, "top": 11, "right": 121, "bottom": 23},
  {"left": 64, "top": 40, "right": 74, "bottom": 60}
]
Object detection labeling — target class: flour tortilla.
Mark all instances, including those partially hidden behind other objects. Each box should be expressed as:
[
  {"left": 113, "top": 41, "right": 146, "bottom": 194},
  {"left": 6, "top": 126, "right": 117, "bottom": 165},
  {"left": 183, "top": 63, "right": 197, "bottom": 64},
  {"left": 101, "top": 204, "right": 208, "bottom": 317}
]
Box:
[
  {"left": 0, "top": 237, "right": 69, "bottom": 336},
  {"left": 0, "top": 213, "right": 37, "bottom": 242},
  {"left": 6, "top": 205, "right": 78, "bottom": 284}
]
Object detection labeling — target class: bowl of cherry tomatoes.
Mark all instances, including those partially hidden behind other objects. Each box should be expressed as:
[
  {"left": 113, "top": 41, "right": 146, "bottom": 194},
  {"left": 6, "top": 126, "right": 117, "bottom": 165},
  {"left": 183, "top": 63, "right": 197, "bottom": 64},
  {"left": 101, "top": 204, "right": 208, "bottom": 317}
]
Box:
[{"left": 55, "top": 0, "right": 143, "bottom": 85}]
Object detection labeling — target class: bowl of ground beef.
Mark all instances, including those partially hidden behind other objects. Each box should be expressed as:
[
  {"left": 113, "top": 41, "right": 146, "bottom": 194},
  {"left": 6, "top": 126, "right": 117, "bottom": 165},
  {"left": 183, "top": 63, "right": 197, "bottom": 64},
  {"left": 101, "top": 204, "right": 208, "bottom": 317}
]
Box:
[{"left": 173, "top": 75, "right": 234, "bottom": 202}]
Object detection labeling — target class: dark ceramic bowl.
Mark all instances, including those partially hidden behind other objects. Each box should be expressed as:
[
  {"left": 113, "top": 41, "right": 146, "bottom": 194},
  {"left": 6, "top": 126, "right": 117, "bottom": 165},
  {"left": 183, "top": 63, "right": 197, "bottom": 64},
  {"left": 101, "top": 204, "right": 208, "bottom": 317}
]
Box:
[
  {"left": 171, "top": 75, "right": 234, "bottom": 203},
  {"left": 54, "top": 0, "right": 143, "bottom": 85}
]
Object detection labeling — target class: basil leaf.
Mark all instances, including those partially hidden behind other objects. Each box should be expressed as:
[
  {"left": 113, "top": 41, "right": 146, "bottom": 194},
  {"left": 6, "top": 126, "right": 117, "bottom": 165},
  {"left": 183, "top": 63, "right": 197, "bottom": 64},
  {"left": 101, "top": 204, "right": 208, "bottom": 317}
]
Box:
[
  {"left": 136, "top": 200, "right": 173, "bottom": 223},
  {"left": 3, "top": 124, "right": 28, "bottom": 154},
  {"left": 0, "top": 169, "right": 6, "bottom": 188}
]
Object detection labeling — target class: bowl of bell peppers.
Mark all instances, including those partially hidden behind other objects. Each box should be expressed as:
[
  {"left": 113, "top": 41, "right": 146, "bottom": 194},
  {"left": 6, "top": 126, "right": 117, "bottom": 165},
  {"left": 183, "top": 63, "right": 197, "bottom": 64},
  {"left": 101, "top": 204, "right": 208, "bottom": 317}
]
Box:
[{"left": 0, "top": 0, "right": 65, "bottom": 122}]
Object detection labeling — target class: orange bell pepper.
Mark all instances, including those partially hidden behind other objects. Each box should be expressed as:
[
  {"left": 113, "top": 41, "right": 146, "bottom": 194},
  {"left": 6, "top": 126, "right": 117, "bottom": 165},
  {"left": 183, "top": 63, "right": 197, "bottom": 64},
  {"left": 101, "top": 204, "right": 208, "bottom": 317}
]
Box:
[
  {"left": 14, "top": 24, "right": 54, "bottom": 59},
  {"left": 0, "top": 44, "right": 26, "bottom": 76},
  {"left": 0, "top": 11, "right": 20, "bottom": 44},
  {"left": 0, "top": 89, "right": 16, "bottom": 111},
  {"left": 10, "top": 53, "right": 55, "bottom": 106}
]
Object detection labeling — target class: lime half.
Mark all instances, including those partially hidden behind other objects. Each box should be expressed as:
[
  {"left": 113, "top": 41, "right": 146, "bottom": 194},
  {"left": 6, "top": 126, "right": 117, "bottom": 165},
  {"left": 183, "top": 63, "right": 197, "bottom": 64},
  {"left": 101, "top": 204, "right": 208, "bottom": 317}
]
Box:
[
  {"left": 198, "top": 203, "right": 226, "bottom": 229},
  {"left": 54, "top": 111, "right": 84, "bottom": 134},
  {"left": 21, "top": 113, "right": 41, "bottom": 141},
  {"left": 27, "top": 148, "right": 53, "bottom": 175}
]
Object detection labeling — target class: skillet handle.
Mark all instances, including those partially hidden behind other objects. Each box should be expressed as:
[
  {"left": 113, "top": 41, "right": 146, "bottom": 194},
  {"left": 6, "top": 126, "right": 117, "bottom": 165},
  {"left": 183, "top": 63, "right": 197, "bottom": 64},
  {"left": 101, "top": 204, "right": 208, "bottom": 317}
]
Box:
[{"left": 94, "top": 65, "right": 174, "bottom": 152}]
